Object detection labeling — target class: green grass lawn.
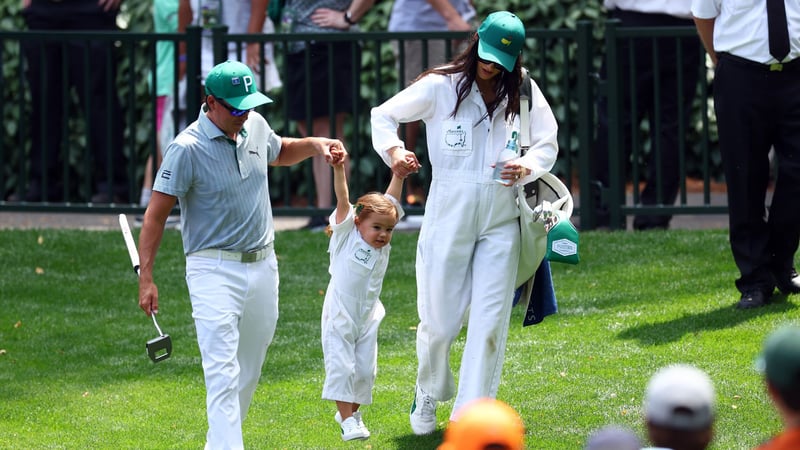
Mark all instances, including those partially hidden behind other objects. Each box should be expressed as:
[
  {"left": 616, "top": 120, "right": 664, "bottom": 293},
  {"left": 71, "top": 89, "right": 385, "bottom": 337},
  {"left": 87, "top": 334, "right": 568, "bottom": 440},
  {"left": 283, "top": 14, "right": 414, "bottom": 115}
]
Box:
[{"left": 1, "top": 227, "right": 797, "bottom": 449}]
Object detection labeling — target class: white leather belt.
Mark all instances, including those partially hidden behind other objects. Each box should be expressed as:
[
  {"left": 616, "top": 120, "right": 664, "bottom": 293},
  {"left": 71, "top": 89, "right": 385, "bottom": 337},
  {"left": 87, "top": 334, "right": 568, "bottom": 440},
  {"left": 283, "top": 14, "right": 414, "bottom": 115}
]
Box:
[{"left": 189, "top": 243, "right": 273, "bottom": 263}]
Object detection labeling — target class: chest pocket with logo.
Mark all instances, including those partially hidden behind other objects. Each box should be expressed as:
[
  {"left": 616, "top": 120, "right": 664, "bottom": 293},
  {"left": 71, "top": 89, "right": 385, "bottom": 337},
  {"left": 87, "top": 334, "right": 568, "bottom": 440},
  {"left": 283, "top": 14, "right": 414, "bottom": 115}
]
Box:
[{"left": 439, "top": 120, "right": 473, "bottom": 157}]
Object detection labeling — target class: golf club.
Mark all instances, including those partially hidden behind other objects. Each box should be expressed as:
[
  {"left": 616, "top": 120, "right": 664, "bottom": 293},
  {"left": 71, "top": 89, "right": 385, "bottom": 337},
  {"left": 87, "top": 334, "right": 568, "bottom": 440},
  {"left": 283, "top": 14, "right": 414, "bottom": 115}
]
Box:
[{"left": 119, "top": 213, "right": 173, "bottom": 363}]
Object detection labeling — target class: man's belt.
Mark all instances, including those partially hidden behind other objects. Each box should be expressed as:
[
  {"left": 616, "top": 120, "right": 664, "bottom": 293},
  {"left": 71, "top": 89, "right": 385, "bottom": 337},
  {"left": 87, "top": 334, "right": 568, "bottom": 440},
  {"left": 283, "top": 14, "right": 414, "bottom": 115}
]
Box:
[
  {"left": 189, "top": 243, "right": 274, "bottom": 263},
  {"left": 719, "top": 52, "right": 800, "bottom": 72}
]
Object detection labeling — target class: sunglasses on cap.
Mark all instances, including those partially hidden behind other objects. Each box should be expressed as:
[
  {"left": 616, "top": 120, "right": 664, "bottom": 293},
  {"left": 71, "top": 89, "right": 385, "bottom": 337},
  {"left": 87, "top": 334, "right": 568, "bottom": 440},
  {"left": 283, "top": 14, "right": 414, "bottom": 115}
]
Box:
[{"left": 207, "top": 92, "right": 252, "bottom": 117}]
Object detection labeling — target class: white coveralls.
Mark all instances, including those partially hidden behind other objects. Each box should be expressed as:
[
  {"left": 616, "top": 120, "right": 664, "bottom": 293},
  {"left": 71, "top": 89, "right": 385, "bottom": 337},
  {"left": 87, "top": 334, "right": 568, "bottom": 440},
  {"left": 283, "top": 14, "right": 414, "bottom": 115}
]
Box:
[
  {"left": 321, "top": 204, "right": 401, "bottom": 404},
  {"left": 371, "top": 71, "right": 558, "bottom": 417}
]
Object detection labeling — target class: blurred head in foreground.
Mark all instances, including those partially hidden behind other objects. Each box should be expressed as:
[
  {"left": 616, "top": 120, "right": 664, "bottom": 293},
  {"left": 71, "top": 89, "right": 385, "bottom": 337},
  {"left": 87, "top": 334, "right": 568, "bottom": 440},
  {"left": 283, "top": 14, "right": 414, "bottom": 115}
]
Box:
[
  {"left": 753, "top": 325, "right": 800, "bottom": 450},
  {"left": 438, "top": 398, "right": 525, "bottom": 450},
  {"left": 644, "top": 364, "right": 715, "bottom": 450},
  {"left": 584, "top": 425, "right": 642, "bottom": 450}
]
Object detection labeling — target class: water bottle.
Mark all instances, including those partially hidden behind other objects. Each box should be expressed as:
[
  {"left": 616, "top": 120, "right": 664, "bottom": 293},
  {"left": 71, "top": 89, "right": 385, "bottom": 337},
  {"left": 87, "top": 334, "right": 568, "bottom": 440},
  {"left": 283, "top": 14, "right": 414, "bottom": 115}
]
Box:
[
  {"left": 280, "top": 6, "right": 298, "bottom": 34},
  {"left": 200, "top": 0, "right": 220, "bottom": 29},
  {"left": 493, "top": 131, "right": 519, "bottom": 183}
]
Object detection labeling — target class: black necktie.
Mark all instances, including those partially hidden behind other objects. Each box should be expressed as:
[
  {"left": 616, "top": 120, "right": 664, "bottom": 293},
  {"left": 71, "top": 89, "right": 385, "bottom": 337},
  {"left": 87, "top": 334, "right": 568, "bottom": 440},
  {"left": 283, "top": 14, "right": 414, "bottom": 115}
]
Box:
[{"left": 767, "top": 0, "right": 790, "bottom": 61}]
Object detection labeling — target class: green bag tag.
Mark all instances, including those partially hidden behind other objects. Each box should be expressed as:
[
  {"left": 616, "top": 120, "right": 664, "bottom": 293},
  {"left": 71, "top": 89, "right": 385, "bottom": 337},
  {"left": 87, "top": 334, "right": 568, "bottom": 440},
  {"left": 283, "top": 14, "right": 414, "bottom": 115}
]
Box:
[{"left": 544, "top": 210, "right": 580, "bottom": 265}]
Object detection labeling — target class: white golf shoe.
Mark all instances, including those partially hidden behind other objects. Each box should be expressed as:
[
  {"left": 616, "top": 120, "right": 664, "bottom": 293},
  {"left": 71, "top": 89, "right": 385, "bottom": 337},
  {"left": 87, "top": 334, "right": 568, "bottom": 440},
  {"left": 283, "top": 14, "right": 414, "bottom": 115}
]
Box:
[
  {"left": 409, "top": 385, "right": 437, "bottom": 435},
  {"left": 340, "top": 416, "right": 369, "bottom": 441},
  {"left": 334, "top": 410, "right": 370, "bottom": 438}
]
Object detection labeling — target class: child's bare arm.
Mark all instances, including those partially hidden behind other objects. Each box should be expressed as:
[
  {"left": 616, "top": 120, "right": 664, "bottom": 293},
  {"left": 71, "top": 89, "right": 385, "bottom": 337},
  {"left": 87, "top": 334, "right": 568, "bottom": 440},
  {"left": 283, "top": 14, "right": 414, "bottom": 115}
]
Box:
[
  {"left": 332, "top": 162, "right": 350, "bottom": 225},
  {"left": 385, "top": 172, "right": 404, "bottom": 201},
  {"left": 385, "top": 153, "right": 412, "bottom": 199}
]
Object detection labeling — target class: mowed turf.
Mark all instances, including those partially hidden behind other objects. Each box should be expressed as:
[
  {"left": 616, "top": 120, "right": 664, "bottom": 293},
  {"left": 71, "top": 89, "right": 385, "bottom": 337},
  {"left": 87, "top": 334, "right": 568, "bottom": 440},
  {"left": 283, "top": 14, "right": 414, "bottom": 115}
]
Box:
[{"left": 0, "top": 227, "right": 797, "bottom": 449}]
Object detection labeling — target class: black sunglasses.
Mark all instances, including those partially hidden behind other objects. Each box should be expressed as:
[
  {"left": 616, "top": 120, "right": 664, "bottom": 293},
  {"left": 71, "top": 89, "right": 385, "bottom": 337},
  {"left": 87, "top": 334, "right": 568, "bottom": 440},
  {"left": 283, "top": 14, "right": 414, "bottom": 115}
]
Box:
[
  {"left": 478, "top": 56, "right": 504, "bottom": 71},
  {"left": 208, "top": 92, "right": 252, "bottom": 117}
]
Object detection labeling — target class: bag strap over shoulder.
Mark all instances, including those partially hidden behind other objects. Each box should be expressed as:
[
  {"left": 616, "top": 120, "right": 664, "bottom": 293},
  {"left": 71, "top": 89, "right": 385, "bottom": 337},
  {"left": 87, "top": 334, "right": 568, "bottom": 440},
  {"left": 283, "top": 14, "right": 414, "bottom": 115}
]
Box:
[{"left": 519, "top": 67, "right": 532, "bottom": 154}]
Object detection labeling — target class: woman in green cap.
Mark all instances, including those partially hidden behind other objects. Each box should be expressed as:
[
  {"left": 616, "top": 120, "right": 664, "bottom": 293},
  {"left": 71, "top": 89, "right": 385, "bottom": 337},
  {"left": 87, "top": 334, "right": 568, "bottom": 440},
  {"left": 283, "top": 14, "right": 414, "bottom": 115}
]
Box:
[{"left": 371, "top": 11, "right": 559, "bottom": 435}]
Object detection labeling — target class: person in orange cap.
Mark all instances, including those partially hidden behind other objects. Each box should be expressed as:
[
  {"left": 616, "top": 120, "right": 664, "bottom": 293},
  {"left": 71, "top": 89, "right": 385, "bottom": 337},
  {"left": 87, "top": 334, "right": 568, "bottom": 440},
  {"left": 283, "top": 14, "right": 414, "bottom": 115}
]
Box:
[{"left": 438, "top": 398, "right": 525, "bottom": 450}]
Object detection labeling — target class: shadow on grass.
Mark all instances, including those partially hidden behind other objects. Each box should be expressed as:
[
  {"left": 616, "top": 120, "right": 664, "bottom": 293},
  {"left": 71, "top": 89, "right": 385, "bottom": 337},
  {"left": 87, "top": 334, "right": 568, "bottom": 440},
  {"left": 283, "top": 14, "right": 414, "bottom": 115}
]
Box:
[
  {"left": 617, "top": 294, "right": 798, "bottom": 346},
  {"left": 391, "top": 430, "right": 445, "bottom": 449}
]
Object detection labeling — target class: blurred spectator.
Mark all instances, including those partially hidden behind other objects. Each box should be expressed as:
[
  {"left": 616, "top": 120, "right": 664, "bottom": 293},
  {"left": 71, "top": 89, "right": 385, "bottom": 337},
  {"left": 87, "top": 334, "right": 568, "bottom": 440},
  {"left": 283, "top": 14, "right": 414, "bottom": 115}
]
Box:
[
  {"left": 591, "top": 0, "right": 701, "bottom": 230},
  {"left": 643, "top": 364, "right": 715, "bottom": 450},
  {"left": 753, "top": 325, "right": 800, "bottom": 450},
  {"left": 387, "top": 0, "right": 475, "bottom": 208},
  {"left": 140, "top": 0, "right": 179, "bottom": 208},
  {"left": 438, "top": 398, "right": 525, "bottom": 450},
  {"left": 585, "top": 425, "right": 642, "bottom": 450},
  {"left": 178, "top": 0, "right": 281, "bottom": 89},
  {"left": 282, "top": 0, "right": 375, "bottom": 230},
  {"left": 12, "top": 0, "right": 129, "bottom": 203}
]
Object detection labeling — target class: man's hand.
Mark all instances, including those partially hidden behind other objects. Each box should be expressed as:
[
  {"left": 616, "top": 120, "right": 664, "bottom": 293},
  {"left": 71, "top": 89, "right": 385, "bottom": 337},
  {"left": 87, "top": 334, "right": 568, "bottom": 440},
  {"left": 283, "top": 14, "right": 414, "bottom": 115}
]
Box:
[
  {"left": 246, "top": 42, "right": 262, "bottom": 74},
  {"left": 139, "top": 280, "right": 159, "bottom": 316},
  {"left": 310, "top": 7, "right": 351, "bottom": 30},
  {"left": 313, "top": 138, "right": 348, "bottom": 165},
  {"left": 446, "top": 15, "right": 472, "bottom": 32},
  {"left": 327, "top": 140, "right": 348, "bottom": 165}
]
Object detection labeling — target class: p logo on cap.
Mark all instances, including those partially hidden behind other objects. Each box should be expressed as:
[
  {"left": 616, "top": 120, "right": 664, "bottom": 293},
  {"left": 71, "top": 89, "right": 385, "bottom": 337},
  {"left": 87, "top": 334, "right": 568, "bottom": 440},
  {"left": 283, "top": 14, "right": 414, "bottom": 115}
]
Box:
[{"left": 204, "top": 60, "right": 272, "bottom": 110}]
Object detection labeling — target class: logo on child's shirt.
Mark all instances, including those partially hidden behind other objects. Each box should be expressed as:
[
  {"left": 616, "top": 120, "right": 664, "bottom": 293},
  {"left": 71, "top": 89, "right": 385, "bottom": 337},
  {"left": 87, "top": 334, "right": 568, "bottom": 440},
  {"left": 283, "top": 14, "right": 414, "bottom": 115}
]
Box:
[{"left": 351, "top": 244, "right": 377, "bottom": 270}]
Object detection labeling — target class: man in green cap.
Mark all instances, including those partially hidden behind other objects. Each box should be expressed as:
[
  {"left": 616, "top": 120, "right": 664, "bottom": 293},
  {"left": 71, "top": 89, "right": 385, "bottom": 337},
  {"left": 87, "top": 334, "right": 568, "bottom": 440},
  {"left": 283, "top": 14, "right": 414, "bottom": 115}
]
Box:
[
  {"left": 137, "top": 60, "right": 346, "bottom": 449},
  {"left": 754, "top": 325, "right": 800, "bottom": 449}
]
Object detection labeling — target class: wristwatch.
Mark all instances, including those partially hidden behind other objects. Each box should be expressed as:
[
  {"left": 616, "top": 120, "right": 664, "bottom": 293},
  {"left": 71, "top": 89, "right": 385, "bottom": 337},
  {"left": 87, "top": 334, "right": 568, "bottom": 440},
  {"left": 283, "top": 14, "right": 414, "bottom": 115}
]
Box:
[{"left": 343, "top": 11, "right": 356, "bottom": 25}]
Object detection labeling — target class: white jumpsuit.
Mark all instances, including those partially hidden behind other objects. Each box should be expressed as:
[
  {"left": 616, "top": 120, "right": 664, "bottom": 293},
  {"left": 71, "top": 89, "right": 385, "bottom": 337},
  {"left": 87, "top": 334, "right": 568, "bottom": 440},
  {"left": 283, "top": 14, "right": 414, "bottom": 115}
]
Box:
[
  {"left": 321, "top": 205, "right": 397, "bottom": 405},
  {"left": 371, "top": 71, "right": 558, "bottom": 417}
]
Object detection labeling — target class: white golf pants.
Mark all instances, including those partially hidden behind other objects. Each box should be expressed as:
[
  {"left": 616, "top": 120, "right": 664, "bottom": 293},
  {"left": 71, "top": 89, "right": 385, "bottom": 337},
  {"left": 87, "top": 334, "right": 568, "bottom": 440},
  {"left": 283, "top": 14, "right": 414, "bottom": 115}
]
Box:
[{"left": 186, "top": 251, "right": 279, "bottom": 450}]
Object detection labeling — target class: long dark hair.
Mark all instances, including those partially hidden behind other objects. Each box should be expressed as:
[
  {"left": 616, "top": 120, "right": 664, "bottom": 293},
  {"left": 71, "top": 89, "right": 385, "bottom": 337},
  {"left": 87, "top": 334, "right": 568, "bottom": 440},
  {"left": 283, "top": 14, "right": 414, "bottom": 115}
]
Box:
[{"left": 414, "top": 33, "right": 522, "bottom": 123}]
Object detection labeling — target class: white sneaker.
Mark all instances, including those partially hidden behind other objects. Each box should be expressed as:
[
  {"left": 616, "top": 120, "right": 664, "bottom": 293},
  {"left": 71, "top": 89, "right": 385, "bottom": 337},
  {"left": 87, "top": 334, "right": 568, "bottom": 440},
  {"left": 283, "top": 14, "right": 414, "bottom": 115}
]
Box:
[
  {"left": 340, "top": 416, "right": 369, "bottom": 441},
  {"left": 409, "top": 385, "right": 437, "bottom": 435},
  {"left": 335, "top": 411, "right": 371, "bottom": 438},
  {"left": 352, "top": 411, "right": 371, "bottom": 437}
]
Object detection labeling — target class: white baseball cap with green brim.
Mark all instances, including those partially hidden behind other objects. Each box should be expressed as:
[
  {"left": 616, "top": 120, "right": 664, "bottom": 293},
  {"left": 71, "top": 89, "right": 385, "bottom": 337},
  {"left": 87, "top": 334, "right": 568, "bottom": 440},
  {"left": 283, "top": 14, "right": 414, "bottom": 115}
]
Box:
[
  {"left": 477, "top": 11, "right": 525, "bottom": 72},
  {"left": 204, "top": 60, "right": 272, "bottom": 110}
]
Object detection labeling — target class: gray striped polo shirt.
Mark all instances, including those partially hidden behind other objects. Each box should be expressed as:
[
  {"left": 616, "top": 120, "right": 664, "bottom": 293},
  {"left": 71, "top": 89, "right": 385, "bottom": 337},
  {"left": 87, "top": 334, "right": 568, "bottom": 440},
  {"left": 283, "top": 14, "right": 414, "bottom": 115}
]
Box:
[{"left": 154, "top": 107, "right": 283, "bottom": 255}]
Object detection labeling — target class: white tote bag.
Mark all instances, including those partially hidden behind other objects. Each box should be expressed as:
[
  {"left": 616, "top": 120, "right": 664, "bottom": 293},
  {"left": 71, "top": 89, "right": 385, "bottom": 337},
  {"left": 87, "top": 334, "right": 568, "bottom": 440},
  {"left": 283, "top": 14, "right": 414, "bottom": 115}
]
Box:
[{"left": 515, "top": 172, "right": 574, "bottom": 289}]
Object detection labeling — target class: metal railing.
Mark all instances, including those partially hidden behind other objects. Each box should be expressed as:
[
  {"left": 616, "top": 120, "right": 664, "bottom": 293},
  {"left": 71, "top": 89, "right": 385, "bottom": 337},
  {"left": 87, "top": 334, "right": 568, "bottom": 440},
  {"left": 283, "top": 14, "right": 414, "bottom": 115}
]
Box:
[
  {"left": 593, "top": 21, "right": 723, "bottom": 230},
  {"left": 0, "top": 22, "right": 723, "bottom": 229}
]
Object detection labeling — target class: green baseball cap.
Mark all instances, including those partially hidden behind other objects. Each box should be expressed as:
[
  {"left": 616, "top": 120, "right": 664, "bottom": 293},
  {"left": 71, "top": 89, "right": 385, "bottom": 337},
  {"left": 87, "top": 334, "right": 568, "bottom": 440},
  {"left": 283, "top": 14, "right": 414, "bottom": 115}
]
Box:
[
  {"left": 477, "top": 11, "right": 525, "bottom": 72},
  {"left": 757, "top": 325, "right": 800, "bottom": 390},
  {"left": 204, "top": 60, "right": 272, "bottom": 110}
]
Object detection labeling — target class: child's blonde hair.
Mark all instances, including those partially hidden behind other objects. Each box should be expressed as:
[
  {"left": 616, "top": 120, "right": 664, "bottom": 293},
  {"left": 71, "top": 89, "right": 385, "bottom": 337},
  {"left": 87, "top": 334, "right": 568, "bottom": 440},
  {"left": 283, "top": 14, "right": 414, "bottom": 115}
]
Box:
[{"left": 325, "top": 193, "right": 399, "bottom": 237}]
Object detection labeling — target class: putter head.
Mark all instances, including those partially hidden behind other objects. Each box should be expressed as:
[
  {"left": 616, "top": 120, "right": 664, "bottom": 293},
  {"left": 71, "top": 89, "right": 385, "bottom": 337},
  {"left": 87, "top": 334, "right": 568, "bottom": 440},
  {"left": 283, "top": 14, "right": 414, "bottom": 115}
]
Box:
[{"left": 146, "top": 334, "right": 172, "bottom": 363}]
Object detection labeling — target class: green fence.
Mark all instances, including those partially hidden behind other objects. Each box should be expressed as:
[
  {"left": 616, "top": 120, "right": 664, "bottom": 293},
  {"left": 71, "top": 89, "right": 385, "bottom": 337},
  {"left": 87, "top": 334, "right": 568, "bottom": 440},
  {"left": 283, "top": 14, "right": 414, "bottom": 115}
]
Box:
[{"left": 0, "top": 22, "right": 723, "bottom": 229}]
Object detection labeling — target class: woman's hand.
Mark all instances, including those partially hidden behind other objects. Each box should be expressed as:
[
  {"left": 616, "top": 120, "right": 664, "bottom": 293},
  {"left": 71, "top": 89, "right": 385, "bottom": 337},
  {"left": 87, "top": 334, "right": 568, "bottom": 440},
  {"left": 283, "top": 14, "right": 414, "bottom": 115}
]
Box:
[
  {"left": 389, "top": 147, "right": 420, "bottom": 178},
  {"left": 495, "top": 160, "right": 530, "bottom": 186}
]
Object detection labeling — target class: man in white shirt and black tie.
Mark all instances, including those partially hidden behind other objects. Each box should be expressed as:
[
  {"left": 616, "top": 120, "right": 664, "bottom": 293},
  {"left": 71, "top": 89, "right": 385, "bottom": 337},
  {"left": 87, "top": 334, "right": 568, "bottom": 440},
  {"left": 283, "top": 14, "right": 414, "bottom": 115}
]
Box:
[{"left": 692, "top": 0, "right": 800, "bottom": 309}]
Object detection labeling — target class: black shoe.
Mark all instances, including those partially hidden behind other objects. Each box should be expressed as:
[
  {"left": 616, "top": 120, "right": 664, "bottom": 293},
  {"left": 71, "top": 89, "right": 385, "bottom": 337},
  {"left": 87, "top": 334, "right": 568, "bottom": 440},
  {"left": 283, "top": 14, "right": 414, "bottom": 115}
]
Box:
[
  {"left": 773, "top": 269, "right": 800, "bottom": 295},
  {"left": 736, "top": 290, "right": 771, "bottom": 309},
  {"left": 91, "top": 192, "right": 119, "bottom": 203},
  {"left": 633, "top": 215, "right": 670, "bottom": 231},
  {"left": 594, "top": 208, "right": 610, "bottom": 228},
  {"left": 303, "top": 215, "right": 329, "bottom": 232},
  {"left": 6, "top": 183, "right": 60, "bottom": 202},
  {"left": 590, "top": 180, "right": 610, "bottom": 228},
  {"left": 91, "top": 191, "right": 130, "bottom": 204}
]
